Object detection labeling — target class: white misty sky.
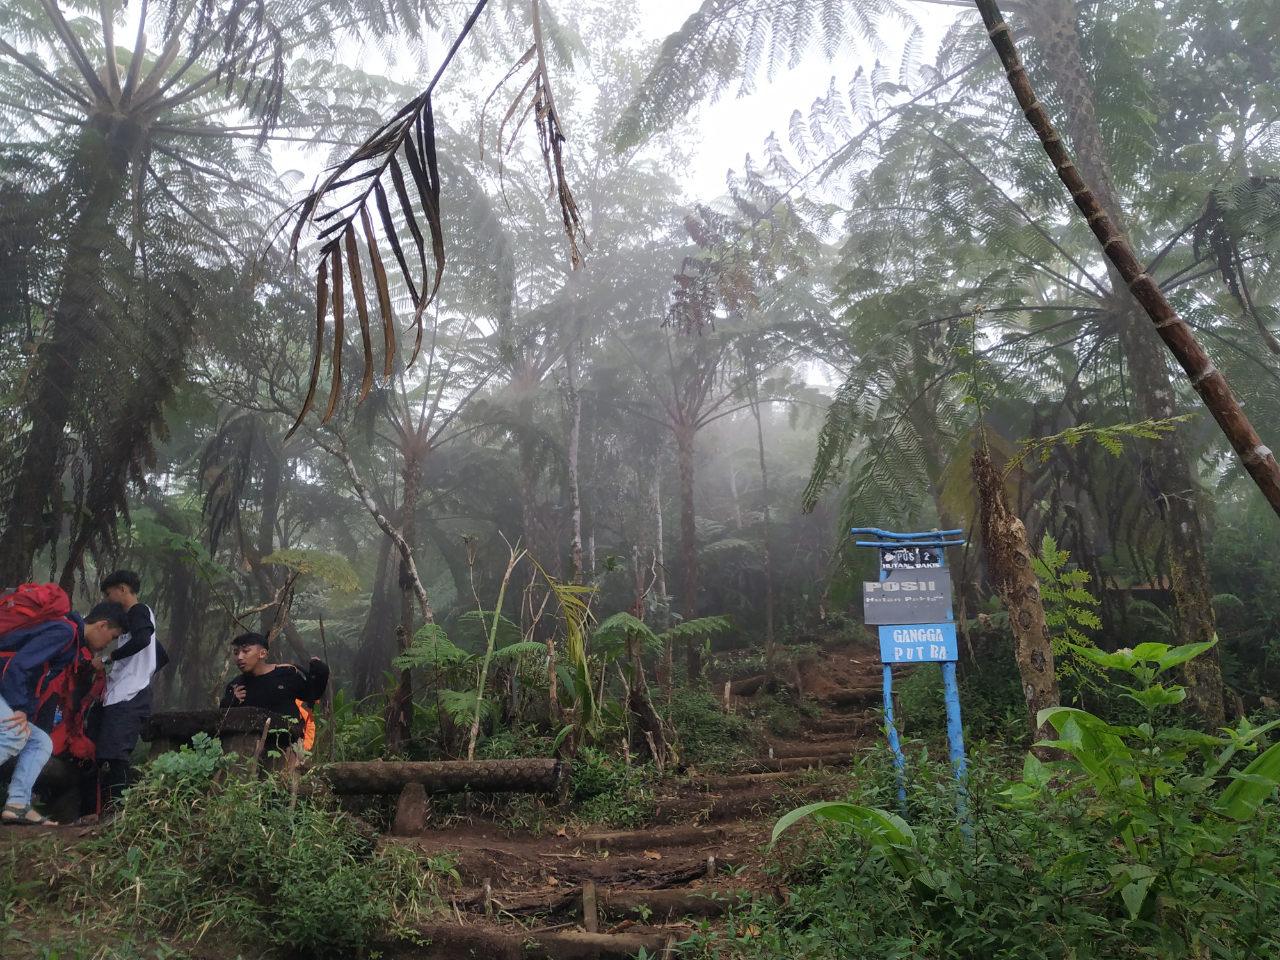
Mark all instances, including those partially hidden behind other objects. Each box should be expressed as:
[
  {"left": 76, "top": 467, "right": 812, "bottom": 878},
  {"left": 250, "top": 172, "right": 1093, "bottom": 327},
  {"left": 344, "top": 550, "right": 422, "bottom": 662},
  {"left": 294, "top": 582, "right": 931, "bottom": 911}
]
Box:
[
  {"left": 260, "top": 0, "right": 953, "bottom": 206},
  {"left": 633, "top": 0, "right": 951, "bottom": 202}
]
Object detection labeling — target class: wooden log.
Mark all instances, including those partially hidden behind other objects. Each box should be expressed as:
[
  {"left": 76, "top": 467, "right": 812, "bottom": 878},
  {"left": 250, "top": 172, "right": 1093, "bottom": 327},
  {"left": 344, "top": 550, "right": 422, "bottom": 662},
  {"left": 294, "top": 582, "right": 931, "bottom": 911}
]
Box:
[
  {"left": 402, "top": 924, "right": 678, "bottom": 960},
  {"left": 765, "top": 741, "right": 857, "bottom": 760},
  {"left": 582, "top": 881, "right": 598, "bottom": 933},
  {"left": 825, "top": 687, "right": 880, "bottom": 708},
  {"left": 728, "top": 675, "right": 765, "bottom": 697},
  {"left": 574, "top": 823, "right": 748, "bottom": 852},
  {"left": 141, "top": 709, "right": 301, "bottom": 743},
  {"left": 598, "top": 888, "right": 760, "bottom": 923},
  {"left": 321, "top": 758, "right": 563, "bottom": 795}
]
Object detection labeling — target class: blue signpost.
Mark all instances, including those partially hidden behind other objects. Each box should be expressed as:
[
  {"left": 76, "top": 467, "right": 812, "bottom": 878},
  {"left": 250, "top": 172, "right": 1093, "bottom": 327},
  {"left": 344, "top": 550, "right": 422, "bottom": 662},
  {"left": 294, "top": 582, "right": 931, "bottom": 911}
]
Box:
[{"left": 852, "top": 528, "right": 967, "bottom": 814}]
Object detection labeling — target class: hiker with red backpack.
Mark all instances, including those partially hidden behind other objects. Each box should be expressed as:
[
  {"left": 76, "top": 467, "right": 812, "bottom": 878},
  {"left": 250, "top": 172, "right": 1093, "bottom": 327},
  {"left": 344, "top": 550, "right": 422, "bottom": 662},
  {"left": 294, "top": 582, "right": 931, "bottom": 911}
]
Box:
[
  {"left": 95, "top": 570, "right": 168, "bottom": 808},
  {"left": 0, "top": 587, "right": 127, "bottom": 826}
]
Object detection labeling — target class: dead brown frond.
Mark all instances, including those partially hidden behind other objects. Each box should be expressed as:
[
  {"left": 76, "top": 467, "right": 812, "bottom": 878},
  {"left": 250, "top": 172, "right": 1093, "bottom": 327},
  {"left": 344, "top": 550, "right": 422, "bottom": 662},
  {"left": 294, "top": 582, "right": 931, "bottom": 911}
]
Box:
[{"left": 285, "top": 0, "right": 586, "bottom": 440}]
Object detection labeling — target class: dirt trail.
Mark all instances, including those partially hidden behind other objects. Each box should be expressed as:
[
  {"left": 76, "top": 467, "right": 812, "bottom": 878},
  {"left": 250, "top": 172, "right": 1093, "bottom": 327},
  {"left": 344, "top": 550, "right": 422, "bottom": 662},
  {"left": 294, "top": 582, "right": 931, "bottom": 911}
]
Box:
[
  {"left": 9, "top": 638, "right": 889, "bottom": 959},
  {"left": 387, "top": 638, "right": 887, "bottom": 957}
]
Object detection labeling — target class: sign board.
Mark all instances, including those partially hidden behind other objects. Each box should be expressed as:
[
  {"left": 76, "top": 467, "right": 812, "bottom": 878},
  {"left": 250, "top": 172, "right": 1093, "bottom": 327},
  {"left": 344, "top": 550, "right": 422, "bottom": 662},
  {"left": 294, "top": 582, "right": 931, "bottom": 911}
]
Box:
[
  {"left": 863, "top": 568, "right": 952, "bottom": 625},
  {"left": 879, "top": 544, "right": 942, "bottom": 569},
  {"left": 878, "top": 623, "right": 958, "bottom": 663}
]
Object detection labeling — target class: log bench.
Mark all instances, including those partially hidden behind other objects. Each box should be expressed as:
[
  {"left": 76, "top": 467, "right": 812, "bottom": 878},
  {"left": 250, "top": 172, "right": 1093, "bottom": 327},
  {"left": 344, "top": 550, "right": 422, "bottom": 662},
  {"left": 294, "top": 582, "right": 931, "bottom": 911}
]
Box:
[
  {"left": 317, "top": 758, "right": 564, "bottom": 835},
  {"left": 141, "top": 708, "right": 302, "bottom": 771}
]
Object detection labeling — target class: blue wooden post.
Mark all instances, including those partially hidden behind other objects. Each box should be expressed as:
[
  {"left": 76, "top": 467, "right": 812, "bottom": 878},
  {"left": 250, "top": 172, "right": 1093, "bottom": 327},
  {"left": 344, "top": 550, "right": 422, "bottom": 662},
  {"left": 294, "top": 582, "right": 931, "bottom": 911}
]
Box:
[
  {"left": 882, "top": 664, "right": 907, "bottom": 811},
  {"left": 938, "top": 547, "right": 967, "bottom": 784},
  {"left": 941, "top": 661, "right": 966, "bottom": 777}
]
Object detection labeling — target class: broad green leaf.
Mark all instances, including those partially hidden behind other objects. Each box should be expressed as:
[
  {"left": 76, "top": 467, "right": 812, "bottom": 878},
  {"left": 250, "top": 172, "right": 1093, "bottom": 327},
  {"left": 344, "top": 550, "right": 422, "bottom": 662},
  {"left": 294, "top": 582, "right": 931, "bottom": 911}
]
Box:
[
  {"left": 1022, "top": 752, "right": 1050, "bottom": 788},
  {"left": 1122, "top": 685, "right": 1186, "bottom": 709},
  {"left": 1153, "top": 638, "right": 1218, "bottom": 675},
  {"left": 1069, "top": 644, "right": 1136, "bottom": 671},
  {"left": 1120, "top": 877, "right": 1153, "bottom": 920},
  {"left": 772, "top": 801, "right": 914, "bottom": 849},
  {"left": 1217, "top": 741, "right": 1280, "bottom": 821},
  {"left": 1130, "top": 642, "right": 1172, "bottom": 662}
]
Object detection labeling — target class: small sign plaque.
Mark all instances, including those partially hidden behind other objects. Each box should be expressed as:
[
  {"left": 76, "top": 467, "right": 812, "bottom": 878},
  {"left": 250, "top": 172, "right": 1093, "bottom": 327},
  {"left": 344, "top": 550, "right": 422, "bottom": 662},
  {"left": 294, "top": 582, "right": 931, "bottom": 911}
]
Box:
[
  {"left": 879, "top": 544, "right": 942, "bottom": 569},
  {"left": 878, "top": 623, "right": 958, "bottom": 663},
  {"left": 863, "top": 569, "right": 952, "bottom": 625}
]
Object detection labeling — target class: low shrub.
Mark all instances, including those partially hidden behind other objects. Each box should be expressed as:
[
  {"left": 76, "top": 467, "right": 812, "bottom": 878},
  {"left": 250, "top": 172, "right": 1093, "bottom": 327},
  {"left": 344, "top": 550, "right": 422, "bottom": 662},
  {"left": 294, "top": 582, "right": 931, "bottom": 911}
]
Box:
[
  {"left": 689, "top": 642, "right": 1280, "bottom": 959},
  {"left": 78, "top": 734, "right": 455, "bottom": 956},
  {"left": 663, "top": 685, "right": 756, "bottom": 770}
]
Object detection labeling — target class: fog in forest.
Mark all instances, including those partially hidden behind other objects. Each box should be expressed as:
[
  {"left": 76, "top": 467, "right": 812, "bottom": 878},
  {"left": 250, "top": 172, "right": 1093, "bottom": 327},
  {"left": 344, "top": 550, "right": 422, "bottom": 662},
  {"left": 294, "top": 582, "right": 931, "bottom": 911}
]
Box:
[{"left": 4, "top": 4, "right": 1280, "bottom": 950}]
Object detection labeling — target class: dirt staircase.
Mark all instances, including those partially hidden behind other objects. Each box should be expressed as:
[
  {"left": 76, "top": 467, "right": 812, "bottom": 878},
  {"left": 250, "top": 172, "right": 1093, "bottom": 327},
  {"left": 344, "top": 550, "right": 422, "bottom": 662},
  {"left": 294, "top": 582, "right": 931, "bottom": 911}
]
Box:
[{"left": 381, "top": 639, "right": 889, "bottom": 956}]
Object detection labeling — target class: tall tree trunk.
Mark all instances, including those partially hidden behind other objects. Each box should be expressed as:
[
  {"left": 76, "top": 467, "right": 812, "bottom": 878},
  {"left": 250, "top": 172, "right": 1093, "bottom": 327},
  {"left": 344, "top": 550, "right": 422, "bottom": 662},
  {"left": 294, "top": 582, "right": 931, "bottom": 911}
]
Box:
[
  {"left": 651, "top": 463, "right": 671, "bottom": 688},
  {"left": 674, "top": 422, "right": 700, "bottom": 680},
  {"left": 386, "top": 454, "right": 422, "bottom": 755},
  {"left": 353, "top": 534, "right": 397, "bottom": 699},
  {"left": 566, "top": 347, "right": 583, "bottom": 584},
  {"left": 1007, "top": 0, "right": 1224, "bottom": 726},
  {"left": 973, "top": 447, "right": 1060, "bottom": 755},
  {"left": 0, "top": 132, "right": 130, "bottom": 585},
  {"left": 749, "top": 396, "right": 776, "bottom": 682}
]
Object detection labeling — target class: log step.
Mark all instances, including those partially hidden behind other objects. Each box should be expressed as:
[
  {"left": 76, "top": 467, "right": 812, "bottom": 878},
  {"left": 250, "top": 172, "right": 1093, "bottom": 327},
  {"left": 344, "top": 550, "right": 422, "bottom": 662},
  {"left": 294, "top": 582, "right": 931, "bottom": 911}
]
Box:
[
  {"left": 573, "top": 824, "right": 748, "bottom": 852},
  {"left": 322, "top": 759, "right": 563, "bottom": 795},
  {"left": 762, "top": 741, "right": 860, "bottom": 760},
  {"left": 733, "top": 755, "right": 855, "bottom": 773},
  {"left": 400, "top": 923, "right": 681, "bottom": 959}
]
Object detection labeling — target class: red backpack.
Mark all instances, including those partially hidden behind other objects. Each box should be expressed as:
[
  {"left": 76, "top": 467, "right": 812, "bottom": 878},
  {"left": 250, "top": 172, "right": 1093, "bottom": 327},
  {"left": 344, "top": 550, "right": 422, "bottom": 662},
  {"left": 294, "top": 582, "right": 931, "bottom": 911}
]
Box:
[
  {"left": 34, "top": 648, "right": 106, "bottom": 761},
  {"left": 0, "top": 583, "right": 72, "bottom": 635}
]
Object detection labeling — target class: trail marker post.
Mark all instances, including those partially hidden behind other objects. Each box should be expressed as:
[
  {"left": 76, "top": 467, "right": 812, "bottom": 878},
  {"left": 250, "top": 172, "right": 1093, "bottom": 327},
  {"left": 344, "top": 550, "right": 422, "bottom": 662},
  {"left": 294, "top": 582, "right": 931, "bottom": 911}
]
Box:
[{"left": 852, "top": 528, "right": 967, "bottom": 815}]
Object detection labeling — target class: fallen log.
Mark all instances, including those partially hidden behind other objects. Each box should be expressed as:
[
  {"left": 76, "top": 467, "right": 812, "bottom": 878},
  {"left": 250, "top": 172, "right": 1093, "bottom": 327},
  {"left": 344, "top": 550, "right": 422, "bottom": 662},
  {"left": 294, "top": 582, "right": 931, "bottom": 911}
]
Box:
[
  {"left": 574, "top": 823, "right": 750, "bottom": 852},
  {"left": 728, "top": 675, "right": 765, "bottom": 697},
  {"left": 141, "top": 708, "right": 300, "bottom": 742},
  {"left": 825, "top": 687, "right": 880, "bottom": 708},
  {"left": 732, "top": 754, "right": 855, "bottom": 773},
  {"left": 321, "top": 758, "right": 563, "bottom": 795},
  {"left": 141, "top": 709, "right": 301, "bottom": 769},
  {"left": 403, "top": 923, "right": 678, "bottom": 960},
  {"left": 600, "top": 887, "right": 763, "bottom": 922},
  {"left": 765, "top": 741, "right": 859, "bottom": 760}
]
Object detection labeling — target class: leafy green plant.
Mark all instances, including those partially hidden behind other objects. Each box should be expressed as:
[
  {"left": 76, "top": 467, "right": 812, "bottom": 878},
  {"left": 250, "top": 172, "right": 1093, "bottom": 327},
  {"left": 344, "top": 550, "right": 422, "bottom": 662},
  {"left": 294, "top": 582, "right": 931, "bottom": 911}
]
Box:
[
  {"left": 1033, "top": 533, "right": 1103, "bottom": 690},
  {"left": 144, "top": 733, "right": 233, "bottom": 784},
  {"left": 752, "top": 643, "right": 1280, "bottom": 958},
  {"left": 74, "top": 760, "right": 455, "bottom": 954}
]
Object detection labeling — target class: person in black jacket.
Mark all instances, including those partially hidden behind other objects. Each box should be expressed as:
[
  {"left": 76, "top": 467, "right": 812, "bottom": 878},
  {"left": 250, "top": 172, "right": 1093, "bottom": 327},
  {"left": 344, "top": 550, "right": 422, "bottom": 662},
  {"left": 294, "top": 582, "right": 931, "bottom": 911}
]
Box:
[{"left": 219, "top": 632, "right": 329, "bottom": 722}]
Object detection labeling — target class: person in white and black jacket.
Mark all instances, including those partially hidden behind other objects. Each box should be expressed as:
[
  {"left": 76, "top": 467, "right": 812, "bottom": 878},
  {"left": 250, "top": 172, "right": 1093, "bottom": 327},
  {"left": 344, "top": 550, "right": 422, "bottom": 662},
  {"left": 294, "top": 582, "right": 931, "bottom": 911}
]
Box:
[{"left": 96, "top": 570, "right": 168, "bottom": 807}]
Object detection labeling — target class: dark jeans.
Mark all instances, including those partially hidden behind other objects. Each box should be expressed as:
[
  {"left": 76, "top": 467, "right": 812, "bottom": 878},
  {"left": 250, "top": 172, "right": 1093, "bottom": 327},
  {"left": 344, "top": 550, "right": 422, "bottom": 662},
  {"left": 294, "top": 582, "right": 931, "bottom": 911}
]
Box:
[{"left": 96, "top": 686, "right": 153, "bottom": 762}]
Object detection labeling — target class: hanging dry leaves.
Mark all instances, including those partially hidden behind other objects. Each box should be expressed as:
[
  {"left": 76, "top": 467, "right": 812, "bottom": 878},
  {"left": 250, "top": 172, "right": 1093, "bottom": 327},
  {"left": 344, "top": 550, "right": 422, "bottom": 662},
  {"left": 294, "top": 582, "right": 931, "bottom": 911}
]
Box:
[{"left": 284, "top": 0, "right": 585, "bottom": 439}]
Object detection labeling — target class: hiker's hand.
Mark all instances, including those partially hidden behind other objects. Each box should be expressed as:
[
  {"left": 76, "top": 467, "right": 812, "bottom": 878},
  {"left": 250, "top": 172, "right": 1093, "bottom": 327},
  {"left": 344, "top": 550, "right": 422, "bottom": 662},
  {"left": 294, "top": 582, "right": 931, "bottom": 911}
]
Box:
[
  {"left": 3, "top": 710, "right": 30, "bottom": 739},
  {"left": 232, "top": 685, "right": 246, "bottom": 703},
  {"left": 91, "top": 655, "right": 107, "bottom": 673}
]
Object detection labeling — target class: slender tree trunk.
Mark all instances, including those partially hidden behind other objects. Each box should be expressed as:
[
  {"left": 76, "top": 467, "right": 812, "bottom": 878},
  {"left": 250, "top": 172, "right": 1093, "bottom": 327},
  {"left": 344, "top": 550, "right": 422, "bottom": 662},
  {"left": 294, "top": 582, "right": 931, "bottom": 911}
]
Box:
[
  {"left": 750, "top": 396, "right": 776, "bottom": 682},
  {"left": 353, "top": 534, "right": 397, "bottom": 699},
  {"left": 387, "top": 453, "right": 422, "bottom": 754},
  {"left": 566, "top": 348, "right": 583, "bottom": 584},
  {"left": 0, "top": 133, "right": 130, "bottom": 585},
  {"left": 674, "top": 422, "right": 700, "bottom": 680},
  {"left": 728, "top": 466, "right": 743, "bottom": 529},
  {"left": 997, "top": 0, "right": 1225, "bottom": 726},
  {"left": 973, "top": 447, "right": 1060, "bottom": 754}
]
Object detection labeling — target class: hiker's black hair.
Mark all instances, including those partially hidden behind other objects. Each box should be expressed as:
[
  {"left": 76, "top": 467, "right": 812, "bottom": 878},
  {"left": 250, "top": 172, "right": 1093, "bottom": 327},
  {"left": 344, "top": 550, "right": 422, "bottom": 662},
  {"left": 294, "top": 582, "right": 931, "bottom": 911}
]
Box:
[
  {"left": 100, "top": 569, "right": 141, "bottom": 594},
  {"left": 232, "top": 631, "right": 269, "bottom": 650},
  {"left": 85, "top": 601, "right": 129, "bottom": 632}
]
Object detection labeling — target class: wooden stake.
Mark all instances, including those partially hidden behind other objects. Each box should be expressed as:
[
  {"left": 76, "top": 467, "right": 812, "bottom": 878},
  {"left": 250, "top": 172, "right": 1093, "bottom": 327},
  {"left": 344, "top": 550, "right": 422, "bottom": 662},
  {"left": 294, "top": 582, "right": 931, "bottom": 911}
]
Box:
[{"left": 582, "top": 881, "right": 598, "bottom": 933}]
